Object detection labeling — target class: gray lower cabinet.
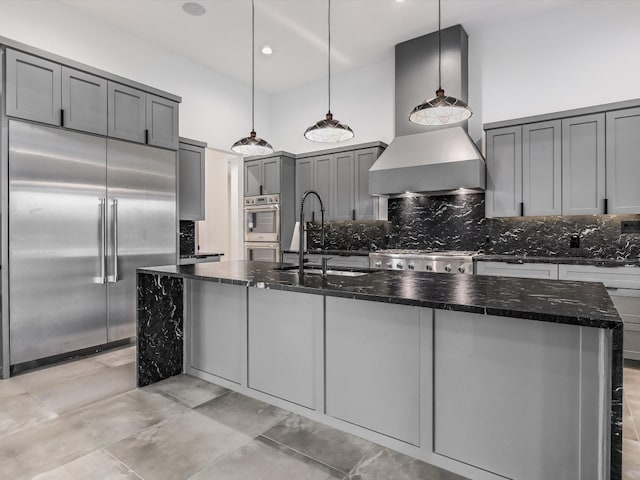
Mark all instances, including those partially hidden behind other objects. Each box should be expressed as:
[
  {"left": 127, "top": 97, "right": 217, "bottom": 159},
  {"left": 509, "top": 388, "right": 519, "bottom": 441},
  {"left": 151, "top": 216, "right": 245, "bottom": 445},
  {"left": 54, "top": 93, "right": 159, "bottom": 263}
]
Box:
[
  {"left": 62, "top": 66, "right": 108, "bottom": 136},
  {"left": 485, "top": 126, "right": 522, "bottom": 218},
  {"left": 190, "top": 281, "right": 244, "bottom": 384},
  {"left": 522, "top": 120, "right": 562, "bottom": 216},
  {"left": 606, "top": 107, "right": 640, "bottom": 214},
  {"left": 434, "top": 309, "right": 601, "bottom": 479},
  {"left": 325, "top": 298, "right": 422, "bottom": 445},
  {"left": 5, "top": 48, "right": 62, "bottom": 126},
  {"left": 475, "top": 261, "right": 559, "bottom": 279},
  {"left": 179, "top": 138, "right": 206, "bottom": 221},
  {"left": 562, "top": 113, "right": 606, "bottom": 215},
  {"left": 248, "top": 288, "right": 322, "bottom": 409}
]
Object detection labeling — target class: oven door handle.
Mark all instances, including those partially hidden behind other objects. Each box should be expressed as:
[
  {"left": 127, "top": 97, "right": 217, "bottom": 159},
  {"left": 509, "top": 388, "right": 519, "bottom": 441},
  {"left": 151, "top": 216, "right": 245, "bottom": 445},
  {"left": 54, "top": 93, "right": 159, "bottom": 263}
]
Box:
[{"left": 244, "top": 205, "right": 280, "bottom": 211}]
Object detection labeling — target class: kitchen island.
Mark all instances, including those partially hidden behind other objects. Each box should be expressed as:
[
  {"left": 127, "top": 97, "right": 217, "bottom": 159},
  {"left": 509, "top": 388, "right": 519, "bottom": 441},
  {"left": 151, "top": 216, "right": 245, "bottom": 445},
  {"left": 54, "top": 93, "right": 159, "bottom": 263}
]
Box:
[{"left": 137, "top": 261, "right": 622, "bottom": 480}]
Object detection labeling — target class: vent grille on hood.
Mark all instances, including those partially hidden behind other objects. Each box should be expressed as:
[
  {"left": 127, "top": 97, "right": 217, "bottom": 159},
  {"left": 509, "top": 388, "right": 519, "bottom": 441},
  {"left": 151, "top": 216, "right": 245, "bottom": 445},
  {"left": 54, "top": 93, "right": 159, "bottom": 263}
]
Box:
[{"left": 369, "top": 25, "right": 485, "bottom": 196}]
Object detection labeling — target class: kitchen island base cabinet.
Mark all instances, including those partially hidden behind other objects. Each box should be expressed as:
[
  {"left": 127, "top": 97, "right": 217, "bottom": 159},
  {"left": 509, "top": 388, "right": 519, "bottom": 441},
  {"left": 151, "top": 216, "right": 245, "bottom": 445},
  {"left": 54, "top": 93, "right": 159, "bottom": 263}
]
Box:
[
  {"left": 189, "top": 281, "right": 244, "bottom": 384},
  {"left": 325, "top": 298, "right": 425, "bottom": 446},
  {"left": 434, "top": 310, "right": 605, "bottom": 480},
  {"left": 248, "top": 289, "right": 323, "bottom": 410}
]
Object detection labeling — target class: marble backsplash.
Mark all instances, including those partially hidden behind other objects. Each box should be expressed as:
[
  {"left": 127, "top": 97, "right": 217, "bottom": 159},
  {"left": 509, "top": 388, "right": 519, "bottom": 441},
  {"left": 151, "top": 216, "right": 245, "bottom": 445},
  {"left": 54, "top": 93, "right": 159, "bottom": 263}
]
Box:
[
  {"left": 179, "top": 220, "right": 196, "bottom": 255},
  {"left": 307, "top": 193, "right": 640, "bottom": 259}
]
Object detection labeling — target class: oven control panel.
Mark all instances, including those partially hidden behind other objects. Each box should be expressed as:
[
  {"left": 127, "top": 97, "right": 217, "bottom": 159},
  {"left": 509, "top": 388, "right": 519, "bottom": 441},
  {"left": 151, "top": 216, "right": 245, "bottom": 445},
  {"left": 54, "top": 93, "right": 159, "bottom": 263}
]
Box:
[{"left": 245, "top": 194, "right": 280, "bottom": 206}]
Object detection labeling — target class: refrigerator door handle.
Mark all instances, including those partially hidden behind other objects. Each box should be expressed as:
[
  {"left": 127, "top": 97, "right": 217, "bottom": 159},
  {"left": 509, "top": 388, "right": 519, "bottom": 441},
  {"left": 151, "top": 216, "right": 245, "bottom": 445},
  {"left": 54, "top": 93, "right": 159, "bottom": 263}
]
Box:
[
  {"left": 99, "top": 198, "right": 107, "bottom": 283},
  {"left": 109, "top": 198, "right": 119, "bottom": 283}
]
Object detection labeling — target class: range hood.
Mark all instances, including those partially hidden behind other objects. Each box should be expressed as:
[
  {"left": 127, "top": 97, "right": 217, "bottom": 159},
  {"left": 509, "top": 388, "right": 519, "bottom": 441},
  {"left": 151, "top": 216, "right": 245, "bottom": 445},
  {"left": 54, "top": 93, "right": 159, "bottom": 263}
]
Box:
[
  {"left": 369, "top": 127, "right": 484, "bottom": 196},
  {"left": 369, "top": 25, "right": 485, "bottom": 196}
]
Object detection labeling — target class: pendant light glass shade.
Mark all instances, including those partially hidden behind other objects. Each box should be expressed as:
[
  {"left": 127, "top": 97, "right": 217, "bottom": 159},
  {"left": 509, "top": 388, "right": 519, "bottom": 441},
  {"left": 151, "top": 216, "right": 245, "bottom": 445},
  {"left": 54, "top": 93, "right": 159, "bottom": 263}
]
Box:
[
  {"left": 231, "top": 130, "right": 274, "bottom": 156},
  {"left": 304, "top": 0, "right": 354, "bottom": 143},
  {"left": 304, "top": 112, "right": 354, "bottom": 142},
  {"left": 409, "top": 89, "right": 472, "bottom": 125},
  {"left": 409, "top": 0, "right": 472, "bottom": 126},
  {"left": 231, "top": 0, "right": 274, "bottom": 155}
]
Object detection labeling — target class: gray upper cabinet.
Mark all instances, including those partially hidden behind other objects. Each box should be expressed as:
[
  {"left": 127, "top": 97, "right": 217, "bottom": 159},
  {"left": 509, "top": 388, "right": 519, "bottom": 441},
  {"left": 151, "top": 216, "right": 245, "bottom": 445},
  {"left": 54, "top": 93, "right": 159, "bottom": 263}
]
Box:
[
  {"left": 179, "top": 139, "right": 206, "bottom": 221},
  {"left": 244, "top": 159, "right": 262, "bottom": 197},
  {"left": 562, "top": 113, "right": 605, "bottom": 215},
  {"left": 146, "top": 94, "right": 179, "bottom": 149},
  {"left": 313, "top": 154, "right": 334, "bottom": 221},
  {"left": 333, "top": 151, "right": 355, "bottom": 221},
  {"left": 522, "top": 120, "right": 562, "bottom": 216},
  {"left": 107, "top": 82, "right": 146, "bottom": 144},
  {"left": 243, "top": 157, "right": 281, "bottom": 196},
  {"left": 485, "top": 126, "right": 522, "bottom": 218},
  {"left": 354, "top": 148, "right": 380, "bottom": 220},
  {"left": 262, "top": 157, "right": 281, "bottom": 195},
  {"left": 606, "top": 107, "right": 640, "bottom": 214},
  {"left": 6, "top": 49, "right": 62, "bottom": 126},
  {"left": 295, "top": 158, "right": 314, "bottom": 221},
  {"left": 61, "top": 66, "right": 107, "bottom": 135}
]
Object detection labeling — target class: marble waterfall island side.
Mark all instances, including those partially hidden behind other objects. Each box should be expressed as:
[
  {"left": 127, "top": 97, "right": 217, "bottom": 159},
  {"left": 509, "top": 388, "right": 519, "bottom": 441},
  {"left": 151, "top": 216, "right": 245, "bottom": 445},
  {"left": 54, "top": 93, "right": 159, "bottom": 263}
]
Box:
[{"left": 137, "top": 261, "right": 622, "bottom": 480}]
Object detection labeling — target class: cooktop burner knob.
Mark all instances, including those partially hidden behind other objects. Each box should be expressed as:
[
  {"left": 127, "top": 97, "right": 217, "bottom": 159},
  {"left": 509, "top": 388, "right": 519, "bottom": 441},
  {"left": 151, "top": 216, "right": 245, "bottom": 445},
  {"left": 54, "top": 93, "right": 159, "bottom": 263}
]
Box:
[
  {"left": 458, "top": 265, "right": 466, "bottom": 273},
  {"left": 425, "top": 265, "right": 433, "bottom": 271},
  {"left": 396, "top": 263, "right": 403, "bottom": 269},
  {"left": 374, "top": 261, "right": 382, "bottom": 268},
  {"left": 386, "top": 262, "right": 393, "bottom": 268},
  {"left": 444, "top": 264, "right": 452, "bottom": 272},
  {"left": 408, "top": 263, "right": 415, "bottom": 270}
]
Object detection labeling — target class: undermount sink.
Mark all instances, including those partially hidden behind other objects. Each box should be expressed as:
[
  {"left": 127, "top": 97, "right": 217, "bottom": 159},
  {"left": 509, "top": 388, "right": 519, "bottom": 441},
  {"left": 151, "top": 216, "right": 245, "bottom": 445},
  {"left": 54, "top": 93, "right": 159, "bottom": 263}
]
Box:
[{"left": 273, "top": 264, "right": 369, "bottom": 277}]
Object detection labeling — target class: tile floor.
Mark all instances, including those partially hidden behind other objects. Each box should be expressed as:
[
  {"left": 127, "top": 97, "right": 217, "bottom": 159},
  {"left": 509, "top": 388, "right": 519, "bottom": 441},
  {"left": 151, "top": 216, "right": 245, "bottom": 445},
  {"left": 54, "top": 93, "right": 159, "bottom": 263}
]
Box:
[{"left": 0, "top": 346, "right": 638, "bottom": 479}]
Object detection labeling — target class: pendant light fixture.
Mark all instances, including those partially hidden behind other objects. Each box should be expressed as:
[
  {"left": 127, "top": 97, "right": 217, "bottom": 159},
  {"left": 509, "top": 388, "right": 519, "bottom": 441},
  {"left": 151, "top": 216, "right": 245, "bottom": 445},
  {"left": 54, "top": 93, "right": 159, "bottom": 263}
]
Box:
[
  {"left": 409, "top": 0, "right": 472, "bottom": 126},
  {"left": 304, "top": 0, "right": 354, "bottom": 143},
  {"left": 231, "top": 0, "right": 274, "bottom": 155}
]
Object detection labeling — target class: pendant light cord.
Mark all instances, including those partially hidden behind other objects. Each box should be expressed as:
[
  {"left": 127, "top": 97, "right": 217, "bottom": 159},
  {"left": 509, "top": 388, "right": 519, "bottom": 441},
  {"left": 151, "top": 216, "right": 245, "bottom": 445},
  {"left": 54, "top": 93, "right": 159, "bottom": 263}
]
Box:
[
  {"left": 251, "top": 0, "right": 255, "bottom": 132},
  {"left": 328, "top": 0, "right": 331, "bottom": 114},
  {"left": 438, "top": 0, "right": 442, "bottom": 90}
]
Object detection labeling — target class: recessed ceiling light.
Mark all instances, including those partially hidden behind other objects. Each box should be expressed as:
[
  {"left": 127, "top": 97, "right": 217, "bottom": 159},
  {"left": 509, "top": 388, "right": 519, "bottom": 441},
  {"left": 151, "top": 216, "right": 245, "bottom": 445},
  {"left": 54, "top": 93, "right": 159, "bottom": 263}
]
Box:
[
  {"left": 395, "top": 0, "right": 405, "bottom": 3},
  {"left": 182, "top": 2, "right": 206, "bottom": 16},
  {"left": 261, "top": 45, "right": 273, "bottom": 55}
]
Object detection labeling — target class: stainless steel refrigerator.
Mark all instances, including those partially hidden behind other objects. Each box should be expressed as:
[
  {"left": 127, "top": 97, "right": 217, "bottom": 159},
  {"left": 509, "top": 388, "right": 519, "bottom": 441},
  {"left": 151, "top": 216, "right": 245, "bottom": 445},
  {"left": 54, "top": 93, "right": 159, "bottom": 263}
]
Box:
[{"left": 8, "top": 120, "right": 176, "bottom": 365}]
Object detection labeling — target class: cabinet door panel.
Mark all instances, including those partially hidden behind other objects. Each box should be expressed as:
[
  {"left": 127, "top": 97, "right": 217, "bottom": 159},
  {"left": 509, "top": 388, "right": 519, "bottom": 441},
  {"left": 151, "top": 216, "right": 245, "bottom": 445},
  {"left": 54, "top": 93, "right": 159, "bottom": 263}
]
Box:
[
  {"left": 313, "top": 155, "right": 333, "bottom": 220},
  {"left": 354, "top": 148, "right": 378, "bottom": 220},
  {"left": 295, "top": 159, "right": 314, "bottom": 221},
  {"left": 179, "top": 143, "right": 205, "bottom": 220},
  {"left": 562, "top": 114, "right": 605, "bottom": 215},
  {"left": 146, "top": 94, "right": 179, "bottom": 149},
  {"left": 485, "top": 126, "right": 522, "bottom": 217},
  {"left": 107, "top": 82, "right": 146, "bottom": 143},
  {"left": 333, "top": 152, "right": 355, "bottom": 221},
  {"left": 244, "top": 160, "right": 262, "bottom": 197},
  {"left": 62, "top": 66, "right": 107, "bottom": 135},
  {"left": 606, "top": 107, "right": 640, "bottom": 214},
  {"left": 6, "top": 49, "right": 62, "bottom": 126},
  {"left": 262, "top": 158, "right": 280, "bottom": 194},
  {"left": 522, "top": 120, "right": 562, "bottom": 216},
  {"left": 475, "top": 261, "right": 559, "bottom": 280},
  {"left": 326, "top": 298, "right": 421, "bottom": 445}
]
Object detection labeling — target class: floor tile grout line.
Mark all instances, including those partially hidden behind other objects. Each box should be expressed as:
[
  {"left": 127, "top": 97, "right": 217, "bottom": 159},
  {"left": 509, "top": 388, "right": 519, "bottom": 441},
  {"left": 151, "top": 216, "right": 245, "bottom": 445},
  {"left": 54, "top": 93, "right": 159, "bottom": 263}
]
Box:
[
  {"left": 183, "top": 432, "right": 256, "bottom": 480},
  {"left": 258, "top": 433, "right": 353, "bottom": 476},
  {"left": 102, "top": 447, "right": 146, "bottom": 480}
]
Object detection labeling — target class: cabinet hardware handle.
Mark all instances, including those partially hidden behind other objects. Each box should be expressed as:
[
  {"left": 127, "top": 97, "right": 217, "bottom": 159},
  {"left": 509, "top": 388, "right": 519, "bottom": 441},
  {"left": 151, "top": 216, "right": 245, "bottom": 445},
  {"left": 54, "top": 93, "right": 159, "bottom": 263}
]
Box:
[
  {"left": 260, "top": 185, "right": 263, "bottom": 196},
  {"left": 60, "top": 109, "right": 64, "bottom": 127},
  {"left": 352, "top": 209, "right": 356, "bottom": 221},
  {"left": 145, "top": 129, "right": 149, "bottom": 144},
  {"left": 604, "top": 198, "right": 608, "bottom": 215},
  {"left": 312, "top": 211, "right": 315, "bottom": 223},
  {"left": 520, "top": 202, "right": 524, "bottom": 216}
]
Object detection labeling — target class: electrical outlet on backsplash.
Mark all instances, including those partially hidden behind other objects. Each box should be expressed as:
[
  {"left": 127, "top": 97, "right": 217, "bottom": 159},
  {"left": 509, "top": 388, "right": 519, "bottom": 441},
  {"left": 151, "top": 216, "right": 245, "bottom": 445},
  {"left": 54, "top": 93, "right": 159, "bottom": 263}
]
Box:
[{"left": 305, "top": 193, "right": 640, "bottom": 259}]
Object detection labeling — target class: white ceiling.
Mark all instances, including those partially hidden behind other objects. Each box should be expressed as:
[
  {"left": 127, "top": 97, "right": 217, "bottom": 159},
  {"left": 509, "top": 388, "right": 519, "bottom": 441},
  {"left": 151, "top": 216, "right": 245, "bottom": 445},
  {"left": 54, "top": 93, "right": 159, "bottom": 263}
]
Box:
[{"left": 63, "top": 0, "right": 585, "bottom": 94}]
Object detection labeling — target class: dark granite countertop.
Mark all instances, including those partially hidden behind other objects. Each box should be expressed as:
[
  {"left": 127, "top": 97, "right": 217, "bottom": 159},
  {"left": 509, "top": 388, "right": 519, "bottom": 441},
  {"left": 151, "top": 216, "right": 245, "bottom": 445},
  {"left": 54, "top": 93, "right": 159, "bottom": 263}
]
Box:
[
  {"left": 474, "top": 254, "right": 640, "bottom": 267},
  {"left": 282, "top": 249, "right": 371, "bottom": 257},
  {"left": 139, "top": 261, "right": 622, "bottom": 330},
  {"left": 179, "top": 252, "right": 224, "bottom": 259}
]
